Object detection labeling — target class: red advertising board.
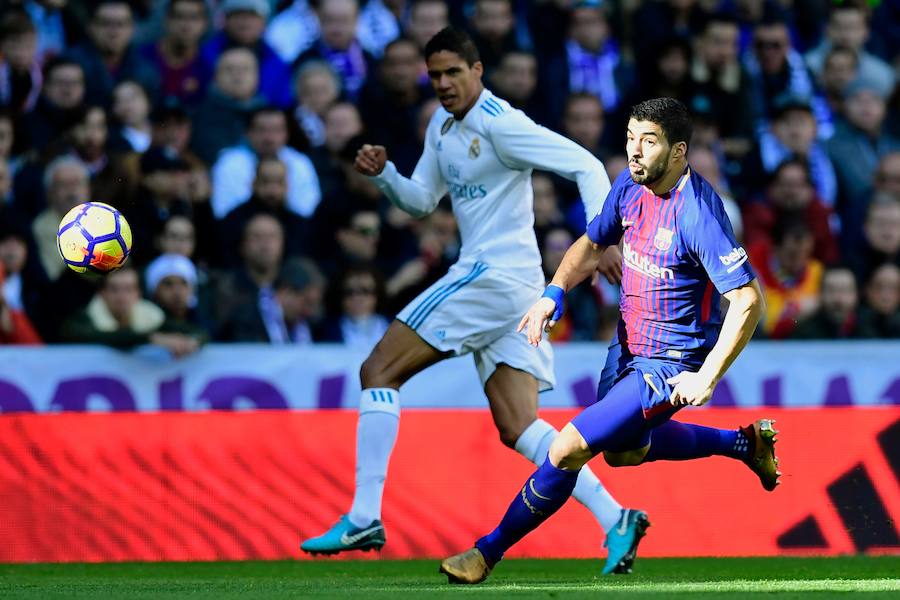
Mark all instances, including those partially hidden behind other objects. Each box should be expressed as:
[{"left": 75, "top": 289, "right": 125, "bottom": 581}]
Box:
[{"left": 0, "top": 408, "right": 897, "bottom": 562}]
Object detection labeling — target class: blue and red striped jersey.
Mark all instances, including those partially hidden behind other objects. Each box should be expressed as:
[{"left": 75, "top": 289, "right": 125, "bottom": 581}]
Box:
[{"left": 587, "top": 167, "right": 756, "bottom": 367}]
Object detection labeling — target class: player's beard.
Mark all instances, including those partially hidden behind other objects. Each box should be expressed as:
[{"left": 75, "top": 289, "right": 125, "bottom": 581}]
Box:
[{"left": 629, "top": 153, "right": 671, "bottom": 187}]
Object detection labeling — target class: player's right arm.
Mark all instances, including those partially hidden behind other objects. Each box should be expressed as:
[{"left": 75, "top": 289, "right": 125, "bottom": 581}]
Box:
[
  {"left": 356, "top": 123, "right": 447, "bottom": 218},
  {"left": 518, "top": 185, "right": 622, "bottom": 345}
]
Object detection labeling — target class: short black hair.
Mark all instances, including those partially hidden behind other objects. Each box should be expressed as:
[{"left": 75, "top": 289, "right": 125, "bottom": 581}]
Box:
[
  {"left": 43, "top": 56, "right": 83, "bottom": 80},
  {"left": 769, "top": 157, "right": 813, "bottom": 187},
  {"left": 246, "top": 106, "right": 286, "bottom": 130},
  {"left": 424, "top": 26, "right": 480, "bottom": 66},
  {"left": 628, "top": 97, "right": 693, "bottom": 148}
]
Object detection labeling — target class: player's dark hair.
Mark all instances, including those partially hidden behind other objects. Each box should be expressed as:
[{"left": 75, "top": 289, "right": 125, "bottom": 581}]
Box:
[
  {"left": 629, "top": 98, "right": 693, "bottom": 149},
  {"left": 424, "top": 26, "right": 481, "bottom": 66}
]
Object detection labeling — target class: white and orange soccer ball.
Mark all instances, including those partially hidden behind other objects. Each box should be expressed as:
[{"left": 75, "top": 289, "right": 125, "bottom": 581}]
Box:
[{"left": 57, "top": 202, "right": 133, "bottom": 274}]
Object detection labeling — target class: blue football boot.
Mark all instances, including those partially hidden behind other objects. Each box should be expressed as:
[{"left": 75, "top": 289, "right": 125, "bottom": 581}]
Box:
[
  {"left": 602, "top": 508, "right": 650, "bottom": 575},
  {"left": 301, "top": 515, "right": 386, "bottom": 555}
]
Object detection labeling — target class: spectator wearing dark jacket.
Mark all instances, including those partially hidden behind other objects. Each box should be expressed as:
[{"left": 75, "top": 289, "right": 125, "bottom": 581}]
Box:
[
  {"left": 792, "top": 266, "right": 874, "bottom": 339},
  {"left": 857, "top": 263, "right": 900, "bottom": 338},
  {"left": 64, "top": 1, "right": 160, "bottom": 107}
]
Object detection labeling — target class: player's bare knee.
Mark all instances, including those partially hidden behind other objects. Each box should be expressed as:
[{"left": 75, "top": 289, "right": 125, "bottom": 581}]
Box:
[
  {"left": 360, "top": 351, "right": 400, "bottom": 389},
  {"left": 548, "top": 428, "right": 591, "bottom": 470},
  {"left": 495, "top": 419, "right": 529, "bottom": 449}
]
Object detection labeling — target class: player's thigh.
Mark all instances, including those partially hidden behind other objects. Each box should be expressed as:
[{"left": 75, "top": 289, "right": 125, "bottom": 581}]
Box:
[
  {"left": 484, "top": 363, "right": 539, "bottom": 447},
  {"left": 570, "top": 371, "right": 651, "bottom": 455},
  {"left": 360, "top": 320, "right": 448, "bottom": 388}
]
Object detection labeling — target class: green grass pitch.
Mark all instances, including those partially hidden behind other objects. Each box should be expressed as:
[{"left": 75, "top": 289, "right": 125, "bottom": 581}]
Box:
[{"left": 1, "top": 557, "right": 898, "bottom": 599}]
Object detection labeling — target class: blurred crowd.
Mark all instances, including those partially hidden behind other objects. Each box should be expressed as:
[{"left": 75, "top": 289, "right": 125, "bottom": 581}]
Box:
[{"left": 0, "top": 0, "right": 899, "bottom": 354}]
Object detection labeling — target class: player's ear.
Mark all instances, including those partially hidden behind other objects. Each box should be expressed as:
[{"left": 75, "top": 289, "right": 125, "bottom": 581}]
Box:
[
  {"left": 472, "top": 61, "right": 484, "bottom": 78},
  {"left": 673, "top": 141, "right": 688, "bottom": 160}
]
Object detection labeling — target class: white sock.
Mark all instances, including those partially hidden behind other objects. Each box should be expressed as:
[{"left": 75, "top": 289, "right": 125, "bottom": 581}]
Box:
[
  {"left": 515, "top": 418, "right": 623, "bottom": 533},
  {"left": 348, "top": 388, "right": 400, "bottom": 529}
]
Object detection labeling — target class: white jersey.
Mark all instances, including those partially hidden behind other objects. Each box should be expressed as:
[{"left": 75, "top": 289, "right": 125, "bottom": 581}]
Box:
[{"left": 372, "top": 89, "right": 610, "bottom": 280}]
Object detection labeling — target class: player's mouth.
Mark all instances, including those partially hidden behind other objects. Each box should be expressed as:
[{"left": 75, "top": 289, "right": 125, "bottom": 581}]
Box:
[
  {"left": 629, "top": 161, "right": 645, "bottom": 172},
  {"left": 439, "top": 94, "right": 456, "bottom": 105}
]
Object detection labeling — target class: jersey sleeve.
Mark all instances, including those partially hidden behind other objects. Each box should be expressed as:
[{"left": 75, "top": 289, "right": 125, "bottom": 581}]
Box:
[
  {"left": 585, "top": 170, "right": 627, "bottom": 246},
  {"left": 686, "top": 191, "right": 756, "bottom": 294},
  {"left": 489, "top": 110, "right": 611, "bottom": 224},
  {"left": 370, "top": 115, "right": 447, "bottom": 218}
]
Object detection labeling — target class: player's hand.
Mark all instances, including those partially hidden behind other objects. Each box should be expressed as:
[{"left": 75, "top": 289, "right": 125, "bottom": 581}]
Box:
[
  {"left": 666, "top": 371, "right": 717, "bottom": 407},
  {"left": 354, "top": 144, "right": 387, "bottom": 176},
  {"left": 596, "top": 245, "right": 622, "bottom": 284},
  {"left": 517, "top": 297, "right": 558, "bottom": 346}
]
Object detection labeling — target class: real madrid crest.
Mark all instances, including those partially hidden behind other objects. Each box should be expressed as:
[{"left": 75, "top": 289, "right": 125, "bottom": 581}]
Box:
[
  {"left": 654, "top": 227, "right": 675, "bottom": 251},
  {"left": 468, "top": 137, "right": 480, "bottom": 159},
  {"left": 441, "top": 118, "right": 454, "bottom": 135}
]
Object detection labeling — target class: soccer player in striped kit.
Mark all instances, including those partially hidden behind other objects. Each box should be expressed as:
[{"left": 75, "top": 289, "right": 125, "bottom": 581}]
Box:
[{"left": 440, "top": 98, "right": 781, "bottom": 584}]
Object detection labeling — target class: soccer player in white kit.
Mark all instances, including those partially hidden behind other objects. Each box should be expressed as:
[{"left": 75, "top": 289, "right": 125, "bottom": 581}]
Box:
[{"left": 302, "top": 27, "right": 648, "bottom": 575}]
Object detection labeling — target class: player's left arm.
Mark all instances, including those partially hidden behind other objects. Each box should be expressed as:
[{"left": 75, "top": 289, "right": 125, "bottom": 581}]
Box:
[
  {"left": 489, "top": 111, "right": 611, "bottom": 223},
  {"left": 668, "top": 193, "right": 764, "bottom": 406}
]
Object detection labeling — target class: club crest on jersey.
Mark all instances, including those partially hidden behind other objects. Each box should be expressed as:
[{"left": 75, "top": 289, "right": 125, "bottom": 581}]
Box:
[
  {"left": 441, "top": 117, "right": 454, "bottom": 135},
  {"left": 468, "top": 137, "right": 480, "bottom": 159},
  {"left": 654, "top": 227, "right": 675, "bottom": 251}
]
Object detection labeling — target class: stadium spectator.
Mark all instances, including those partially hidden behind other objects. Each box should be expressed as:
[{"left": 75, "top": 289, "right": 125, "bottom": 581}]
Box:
[
  {"left": 0, "top": 159, "right": 10, "bottom": 206},
  {"left": 540, "top": 225, "right": 598, "bottom": 342},
  {"left": 875, "top": 151, "right": 900, "bottom": 198},
  {"left": 110, "top": 80, "right": 152, "bottom": 153},
  {"left": 201, "top": 0, "right": 292, "bottom": 108},
  {"left": 129, "top": 146, "right": 216, "bottom": 266},
  {"left": 190, "top": 47, "right": 265, "bottom": 165},
  {"left": 296, "top": 0, "right": 375, "bottom": 102},
  {"left": 139, "top": 0, "right": 211, "bottom": 107},
  {"left": 532, "top": 174, "right": 564, "bottom": 232},
  {"left": 358, "top": 38, "right": 431, "bottom": 174},
  {"left": 792, "top": 266, "right": 870, "bottom": 339},
  {"left": 0, "top": 218, "right": 44, "bottom": 330},
  {"left": 804, "top": 3, "right": 895, "bottom": 93},
  {"left": 490, "top": 51, "right": 543, "bottom": 124},
  {"left": 0, "top": 10, "right": 41, "bottom": 116},
  {"left": 743, "top": 16, "right": 824, "bottom": 128},
  {"left": 0, "top": 264, "right": 41, "bottom": 344},
  {"left": 0, "top": 110, "right": 12, "bottom": 162},
  {"left": 405, "top": 0, "right": 449, "bottom": 52},
  {"left": 17, "top": 57, "right": 84, "bottom": 155},
  {"left": 223, "top": 256, "right": 324, "bottom": 343},
  {"left": 61, "top": 265, "right": 201, "bottom": 356},
  {"left": 858, "top": 263, "right": 900, "bottom": 338},
  {"left": 155, "top": 214, "right": 196, "bottom": 259},
  {"left": 292, "top": 60, "right": 342, "bottom": 148},
  {"left": 629, "top": 0, "right": 706, "bottom": 71},
  {"left": 211, "top": 106, "right": 321, "bottom": 219},
  {"left": 315, "top": 206, "right": 381, "bottom": 278},
  {"left": 751, "top": 218, "right": 823, "bottom": 338},
  {"left": 848, "top": 195, "right": 900, "bottom": 284},
  {"left": 219, "top": 156, "right": 312, "bottom": 265},
  {"left": 211, "top": 212, "right": 284, "bottom": 334},
  {"left": 65, "top": 1, "right": 159, "bottom": 107},
  {"left": 318, "top": 263, "right": 389, "bottom": 347},
  {"left": 150, "top": 101, "right": 196, "bottom": 163},
  {"left": 310, "top": 102, "right": 364, "bottom": 200},
  {"left": 819, "top": 47, "right": 859, "bottom": 116},
  {"left": 689, "top": 13, "right": 757, "bottom": 158},
  {"left": 827, "top": 79, "right": 900, "bottom": 248},
  {"left": 743, "top": 158, "right": 837, "bottom": 264},
  {"left": 625, "top": 37, "right": 696, "bottom": 112},
  {"left": 145, "top": 252, "right": 210, "bottom": 341},
  {"left": 688, "top": 145, "right": 742, "bottom": 241},
  {"left": 541, "top": 1, "right": 633, "bottom": 123},
  {"left": 467, "top": 0, "right": 518, "bottom": 76},
  {"left": 31, "top": 156, "right": 89, "bottom": 281},
  {"left": 265, "top": 0, "right": 321, "bottom": 64}
]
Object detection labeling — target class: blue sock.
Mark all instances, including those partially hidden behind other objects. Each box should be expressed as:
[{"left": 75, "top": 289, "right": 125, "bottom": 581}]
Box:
[
  {"left": 642, "top": 420, "right": 749, "bottom": 462},
  {"left": 475, "top": 458, "right": 579, "bottom": 565}
]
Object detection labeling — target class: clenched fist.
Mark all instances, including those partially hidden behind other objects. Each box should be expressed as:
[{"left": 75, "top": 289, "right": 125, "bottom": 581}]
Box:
[{"left": 355, "top": 144, "right": 388, "bottom": 176}]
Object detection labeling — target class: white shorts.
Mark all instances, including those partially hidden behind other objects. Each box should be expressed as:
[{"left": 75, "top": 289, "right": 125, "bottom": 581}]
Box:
[{"left": 396, "top": 260, "right": 555, "bottom": 391}]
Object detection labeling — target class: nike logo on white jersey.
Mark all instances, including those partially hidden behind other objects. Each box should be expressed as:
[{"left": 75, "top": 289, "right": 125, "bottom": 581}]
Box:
[{"left": 339, "top": 524, "right": 383, "bottom": 546}]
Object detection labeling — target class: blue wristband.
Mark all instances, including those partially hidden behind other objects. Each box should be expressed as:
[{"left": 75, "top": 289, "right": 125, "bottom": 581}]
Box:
[{"left": 541, "top": 284, "right": 565, "bottom": 321}]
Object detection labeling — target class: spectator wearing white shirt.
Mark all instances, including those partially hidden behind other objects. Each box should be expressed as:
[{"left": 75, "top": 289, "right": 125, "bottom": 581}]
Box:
[{"left": 211, "top": 106, "right": 321, "bottom": 219}]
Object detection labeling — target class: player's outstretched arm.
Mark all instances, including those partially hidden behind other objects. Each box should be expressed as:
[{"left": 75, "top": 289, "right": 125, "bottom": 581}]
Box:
[
  {"left": 668, "top": 280, "right": 765, "bottom": 406},
  {"left": 517, "top": 234, "right": 606, "bottom": 346}
]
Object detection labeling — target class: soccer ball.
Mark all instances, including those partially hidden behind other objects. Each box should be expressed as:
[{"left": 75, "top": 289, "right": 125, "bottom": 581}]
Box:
[{"left": 57, "top": 202, "right": 133, "bottom": 274}]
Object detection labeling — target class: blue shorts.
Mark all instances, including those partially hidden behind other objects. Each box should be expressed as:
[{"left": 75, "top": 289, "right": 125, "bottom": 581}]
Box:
[{"left": 572, "top": 338, "right": 686, "bottom": 454}]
